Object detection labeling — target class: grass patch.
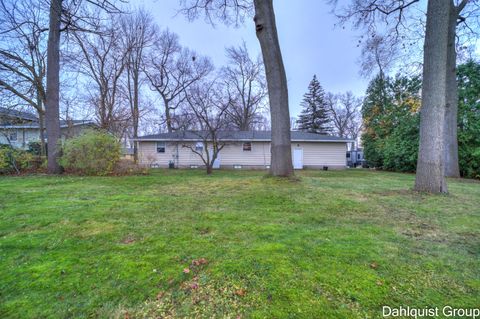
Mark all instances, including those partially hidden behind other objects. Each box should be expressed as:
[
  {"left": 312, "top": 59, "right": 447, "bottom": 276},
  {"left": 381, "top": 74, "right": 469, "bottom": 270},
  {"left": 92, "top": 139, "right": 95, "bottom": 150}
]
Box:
[{"left": 0, "top": 169, "right": 479, "bottom": 318}]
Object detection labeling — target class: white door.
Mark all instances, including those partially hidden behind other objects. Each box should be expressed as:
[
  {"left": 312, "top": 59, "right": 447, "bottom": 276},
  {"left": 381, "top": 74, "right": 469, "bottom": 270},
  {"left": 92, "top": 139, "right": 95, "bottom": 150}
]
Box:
[{"left": 293, "top": 148, "right": 303, "bottom": 169}]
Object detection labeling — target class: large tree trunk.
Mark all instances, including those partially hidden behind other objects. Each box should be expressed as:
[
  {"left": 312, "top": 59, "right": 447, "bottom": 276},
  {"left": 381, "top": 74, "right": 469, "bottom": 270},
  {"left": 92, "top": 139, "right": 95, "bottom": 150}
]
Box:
[
  {"left": 253, "top": 0, "right": 293, "bottom": 177},
  {"left": 444, "top": 2, "right": 460, "bottom": 178},
  {"left": 414, "top": 0, "right": 450, "bottom": 193},
  {"left": 45, "top": 0, "right": 62, "bottom": 174}
]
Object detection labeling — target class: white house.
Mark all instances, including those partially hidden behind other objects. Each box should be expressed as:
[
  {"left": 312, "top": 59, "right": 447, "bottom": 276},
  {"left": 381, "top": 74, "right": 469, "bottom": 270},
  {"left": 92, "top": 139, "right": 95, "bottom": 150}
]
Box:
[
  {"left": 135, "top": 131, "right": 352, "bottom": 170},
  {"left": 0, "top": 107, "right": 94, "bottom": 149}
]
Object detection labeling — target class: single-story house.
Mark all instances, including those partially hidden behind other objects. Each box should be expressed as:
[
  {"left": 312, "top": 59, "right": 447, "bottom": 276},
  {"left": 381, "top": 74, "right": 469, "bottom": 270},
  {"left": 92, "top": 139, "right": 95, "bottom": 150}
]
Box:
[
  {"left": 135, "top": 131, "right": 353, "bottom": 170},
  {"left": 0, "top": 107, "right": 95, "bottom": 149}
]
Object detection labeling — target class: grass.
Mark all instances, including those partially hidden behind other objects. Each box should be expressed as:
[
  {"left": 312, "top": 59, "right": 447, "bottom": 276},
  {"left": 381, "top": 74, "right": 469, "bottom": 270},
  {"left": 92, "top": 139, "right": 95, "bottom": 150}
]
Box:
[{"left": 0, "top": 169, "right": 479, "bottom": 318}]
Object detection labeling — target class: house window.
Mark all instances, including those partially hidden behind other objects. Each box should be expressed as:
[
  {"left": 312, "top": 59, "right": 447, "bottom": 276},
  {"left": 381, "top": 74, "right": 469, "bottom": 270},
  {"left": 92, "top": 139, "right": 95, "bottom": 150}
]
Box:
[
  {"left": 357, "top": 154, "right": 361, "bottom": 160},
  {"left": 243, "top": 142, "right": 252, "bottom": 151},
  {"left": 346, "top": 152, "right": 350, "bottom": 158},
  {"left": 156, "top": 141, "right": 166, "bottom": 153},
  {"left": 195, "top": 142, "right": 203, "bottom": 152},
  {"left": 9, "top": 132, "right": 17, "bottom": 141}
]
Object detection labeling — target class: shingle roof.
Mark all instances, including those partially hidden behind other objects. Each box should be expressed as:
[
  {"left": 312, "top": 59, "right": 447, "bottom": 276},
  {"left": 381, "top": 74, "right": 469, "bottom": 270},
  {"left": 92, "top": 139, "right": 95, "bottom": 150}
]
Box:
[
  {"left": 135, "top": 131, "right": 353, "bottom": 142},
  {"left": 0, "top": 107, "right": 38, "bottom": 121},
  {"left": 0, "top": 120, "right": 95, "bottom": 129}
]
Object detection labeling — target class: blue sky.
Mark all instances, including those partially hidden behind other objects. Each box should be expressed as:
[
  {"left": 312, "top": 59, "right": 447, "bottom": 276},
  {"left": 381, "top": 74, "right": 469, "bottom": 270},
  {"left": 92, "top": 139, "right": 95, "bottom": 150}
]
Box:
[{"left": 138, "top": 0, "right": 368, "bottom": 117}]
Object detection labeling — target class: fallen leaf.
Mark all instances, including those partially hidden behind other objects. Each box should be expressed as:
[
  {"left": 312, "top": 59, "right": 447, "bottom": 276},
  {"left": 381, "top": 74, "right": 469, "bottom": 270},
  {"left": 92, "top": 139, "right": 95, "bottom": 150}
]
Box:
[
  {"left": 370, "top": 262, "right": 378, "bottom": 270},
  {"left": 183, "top": 268, "right": 190, "bottom": 274},
  {"left": 156, "top": 292, "right": 165, "bottom": 300},
  {"left": 190, "top": 282, "right": 199, "bottom": 290},
  {"left": 235, "top": 289, "right": 246, "bottom": 297}
]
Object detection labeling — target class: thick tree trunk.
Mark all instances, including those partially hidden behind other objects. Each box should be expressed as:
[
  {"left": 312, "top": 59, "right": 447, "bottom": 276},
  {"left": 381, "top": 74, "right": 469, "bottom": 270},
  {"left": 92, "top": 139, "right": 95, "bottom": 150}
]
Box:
[
  {"left": 414, "top": 0, "right": 450, "bottom": 193},
  {"left": 253, "top": 0, "right": 293, "bottom": 177},
  {"left": 45, "top": 0, "right": 62, "bottom": 174},
  {"left": 444, "top": 2, "right": 460, "bottom": 178}
]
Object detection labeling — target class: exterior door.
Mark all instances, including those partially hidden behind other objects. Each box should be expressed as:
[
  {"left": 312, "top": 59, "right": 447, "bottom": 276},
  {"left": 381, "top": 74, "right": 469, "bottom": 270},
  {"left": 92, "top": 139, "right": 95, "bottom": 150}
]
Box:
[{"left": 293, "top": 148, "right": 303, "bottom": 169}]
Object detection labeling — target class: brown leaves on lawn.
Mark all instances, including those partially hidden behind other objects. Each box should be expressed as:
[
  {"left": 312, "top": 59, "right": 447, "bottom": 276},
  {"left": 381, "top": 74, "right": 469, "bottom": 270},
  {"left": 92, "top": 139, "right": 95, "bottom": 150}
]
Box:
[
  {"left": 234, "top": 289, "right": 246, "bottom": 297},
  {"left": 369, "top": 262, "right": 379, "bottom": 270}
]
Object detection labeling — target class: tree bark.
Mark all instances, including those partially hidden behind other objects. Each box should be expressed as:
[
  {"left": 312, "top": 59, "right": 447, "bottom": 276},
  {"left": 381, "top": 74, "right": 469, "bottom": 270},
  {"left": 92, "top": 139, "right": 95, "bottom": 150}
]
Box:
[
  {"left": 45, "top": 0, "right": 62, "bottom": 174},
  {"left": 38, "top": 109, "right": 47, "bottom": 157},
  {"left": 414, "top": 0, "right": 450, "bottom": 193},
  {"left": 444, "top": 2, "right": 460, "bottom": 178},
  {"left": 253, "top": 0, "right": 293, "bottom": 177}
]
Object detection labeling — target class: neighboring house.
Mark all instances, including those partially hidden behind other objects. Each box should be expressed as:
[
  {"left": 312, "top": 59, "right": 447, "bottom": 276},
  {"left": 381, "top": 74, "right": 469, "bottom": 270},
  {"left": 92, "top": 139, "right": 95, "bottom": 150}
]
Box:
[
  {"left": 135, "top": 131, "right": 353, "bottom": 170},
  {"left": 0, "top": 107, "right": 95, "bottom": 149},
  {"left": 347, "top": 148, "right": 365, "bottom": 168}
]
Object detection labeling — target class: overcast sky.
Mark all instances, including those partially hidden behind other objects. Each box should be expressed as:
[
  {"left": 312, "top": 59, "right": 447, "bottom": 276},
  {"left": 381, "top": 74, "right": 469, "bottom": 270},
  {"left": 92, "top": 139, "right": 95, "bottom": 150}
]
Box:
[{"left": 137, "top": 0, "right": 368, "bottom": 117}]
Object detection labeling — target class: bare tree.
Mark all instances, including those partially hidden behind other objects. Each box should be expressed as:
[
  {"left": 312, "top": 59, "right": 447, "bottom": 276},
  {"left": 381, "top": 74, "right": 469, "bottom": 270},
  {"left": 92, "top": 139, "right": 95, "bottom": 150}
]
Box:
[
  {"left": 182, "top": 80, "right": 230, "bottom": 174},
  {"left": 221, "top": 42, "right": 267, "bottom": 130},
  {"left": 180, "top": 0, "right": 294, "bottom": 177},
  {"left": 72, "top": 15, "right": 129, "bottom": 136},
  {"left": 0, "top": 0, "right": 48, "bottom": 155},
  {"left": 120, "top": 9, "right": 156, "bottom": 162},
  {"left": 326, "top": 92, "right": 362, "bottom": 145},
  {"left": 145, "top": 29, "right": 213, "bottom": 133},
  {"left": 44, "top": 0, "right": 124, "bottom": 174}
]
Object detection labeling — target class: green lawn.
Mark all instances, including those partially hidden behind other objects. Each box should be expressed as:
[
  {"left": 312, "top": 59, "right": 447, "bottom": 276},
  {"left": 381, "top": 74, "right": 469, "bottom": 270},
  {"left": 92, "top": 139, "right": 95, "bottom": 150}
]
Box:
[{"left": 0, "top": 169, "right": 479, "bottom": 318}]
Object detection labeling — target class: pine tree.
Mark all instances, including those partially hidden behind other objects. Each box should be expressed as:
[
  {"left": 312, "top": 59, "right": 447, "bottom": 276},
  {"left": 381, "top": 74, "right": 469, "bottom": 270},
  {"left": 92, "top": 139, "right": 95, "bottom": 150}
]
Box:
[{"left": 296, "top": 75, "right": 331, "bottom": 134}]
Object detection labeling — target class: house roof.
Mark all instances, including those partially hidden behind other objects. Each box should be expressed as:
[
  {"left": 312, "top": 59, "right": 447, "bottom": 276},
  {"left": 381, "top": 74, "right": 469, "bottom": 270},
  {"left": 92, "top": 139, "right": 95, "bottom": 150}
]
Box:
[
  {"left": 0, "top": 107, "right": 38, "bottom": 121},
  {"left": 135, "top": 131, "right": 353, "bottom": 143},
  {"left": 0, "top": 120, "right": 95, "bottom": 129}
]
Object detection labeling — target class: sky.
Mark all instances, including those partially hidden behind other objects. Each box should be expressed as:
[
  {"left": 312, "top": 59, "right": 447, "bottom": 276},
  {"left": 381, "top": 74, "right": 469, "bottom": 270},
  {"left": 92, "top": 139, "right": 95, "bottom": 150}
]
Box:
[{"left": 137, "top": 0, "right": 368, "bottom": 118}]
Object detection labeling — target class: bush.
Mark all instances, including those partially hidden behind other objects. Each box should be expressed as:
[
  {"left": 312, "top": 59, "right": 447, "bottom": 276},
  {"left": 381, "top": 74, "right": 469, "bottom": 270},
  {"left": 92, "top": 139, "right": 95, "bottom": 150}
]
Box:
[
  {"left": 0, "top": 145, "right": 34, "bottom": 174},
  {"left": 60, "top": 130, "right": 121, "bottom": 176},
  {"left": 112, "top": 159, "right": 149, "bottom": 176}
]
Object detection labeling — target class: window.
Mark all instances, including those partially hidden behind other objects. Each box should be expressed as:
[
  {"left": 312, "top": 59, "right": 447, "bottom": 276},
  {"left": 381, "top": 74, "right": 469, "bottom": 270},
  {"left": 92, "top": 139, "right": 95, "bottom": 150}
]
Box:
[
  {"left": 195, "top": 142, "right": 203, "bottom": 152},
  {"left": 156, "top": 141, "right": 166, "bottom": 153},
  {"left": 357, "top": 154, "right": 361, "bottom": 160},
  {"left": 9, "top": 132, "right": 17, "bottom": 141},
  {"left": 346, "top": 152, "right": 350, "bottom": 158},
  {"left": 243, "top": 142, "right": 252, "bottom": 151}
]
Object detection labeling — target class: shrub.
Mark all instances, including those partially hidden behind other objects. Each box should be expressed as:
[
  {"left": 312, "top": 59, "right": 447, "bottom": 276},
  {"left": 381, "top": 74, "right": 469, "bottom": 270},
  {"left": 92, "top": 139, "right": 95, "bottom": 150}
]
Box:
[
  {"left": 113, "top": 159, "right": 149, "bottom": 176},
  {"left": 60, "top": 130, "right": 121, "bottom": 176},
  {"left": 0, "top": 145, "right": 34, "bottom": 174}
]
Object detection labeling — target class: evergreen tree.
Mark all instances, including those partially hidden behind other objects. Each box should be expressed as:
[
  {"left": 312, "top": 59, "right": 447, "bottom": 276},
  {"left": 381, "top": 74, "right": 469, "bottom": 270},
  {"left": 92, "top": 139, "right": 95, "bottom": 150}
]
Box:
[{"left": 296, "top": 75, "right": 331, "bottom": 134}]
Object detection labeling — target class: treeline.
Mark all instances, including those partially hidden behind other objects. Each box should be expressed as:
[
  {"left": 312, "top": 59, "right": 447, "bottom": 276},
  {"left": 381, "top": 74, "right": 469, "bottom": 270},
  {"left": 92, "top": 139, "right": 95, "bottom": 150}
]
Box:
[{"left": 362, "top": 61, "right": 480, "bottom": 179}]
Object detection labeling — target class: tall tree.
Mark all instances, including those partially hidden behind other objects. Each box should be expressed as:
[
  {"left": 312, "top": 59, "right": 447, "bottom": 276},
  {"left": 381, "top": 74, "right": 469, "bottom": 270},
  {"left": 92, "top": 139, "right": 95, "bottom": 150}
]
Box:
[
  {"left": 145, "top": 29, "right": 213, "bottom": 133},
  {"left": 72, "top": 16, "right": 129, "bottom": 136},
  {"left": 414, "top": 0, "right": 451, "bottom": 193},
  {"left": 180, "top": 0, "right": 294, "bottom": 177},
  {"left": 120, "top": 9, "right": 156, "bottom": 162},
  {"left": 0, "top": 0, "right": 48, "bottom": 155},
  {"left": 296, "top": 75, "right": 331, "bottom": 134},
  {"left": 44, "top": 0, "right": 123, "bottom": 174},
  {"left": 45, "top": 0, "right": 62, "bottom": 174},
  {"left": 222, "top": 42, "right": 267, "bottom": 130},
  {"left": 331, "top": 0, "right": 479, "bottom": 192},
  {"left": 326, "top": 91, "right": 362, "bottom": 142}
]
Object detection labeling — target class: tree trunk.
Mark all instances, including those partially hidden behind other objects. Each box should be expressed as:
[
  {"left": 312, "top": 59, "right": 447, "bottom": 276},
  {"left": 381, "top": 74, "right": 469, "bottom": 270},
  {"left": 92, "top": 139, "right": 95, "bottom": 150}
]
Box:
[
  {"left": 164, "top": 99, "right": 173, "bottom": 133},
  {"left": 133, "top": 70, "right": 139, "bottom": 163},
  {"left": 444, "top": 2, "right": 460, "bottom": 178},
  {"left": 253, "top": 0, "right": 293, "bottom": 177},
  {"left": 45, "top": 0, "right": 62, "bottom": 174},
  {"left": 38, "top": 109, "right": 46, "bottom": 157},
  {"left": 414, "top": 0, "right": 450, "bottom": 193},
  {"left": 206, "top": 165, "right": 212, "bottom": 175}
]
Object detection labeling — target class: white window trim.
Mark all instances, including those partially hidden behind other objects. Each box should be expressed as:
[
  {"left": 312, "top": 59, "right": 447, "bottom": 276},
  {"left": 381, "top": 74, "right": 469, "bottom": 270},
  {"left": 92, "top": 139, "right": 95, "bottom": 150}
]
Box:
[
  {"left": 156, "top": 141, "right": 166, "bottom": 153},
  {"left": 242, "top": 142, "right": 252, "bottom": 152}
]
